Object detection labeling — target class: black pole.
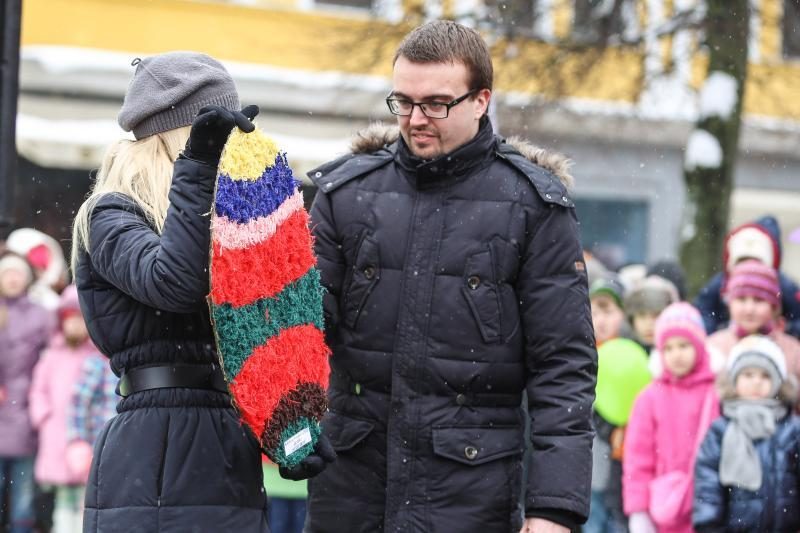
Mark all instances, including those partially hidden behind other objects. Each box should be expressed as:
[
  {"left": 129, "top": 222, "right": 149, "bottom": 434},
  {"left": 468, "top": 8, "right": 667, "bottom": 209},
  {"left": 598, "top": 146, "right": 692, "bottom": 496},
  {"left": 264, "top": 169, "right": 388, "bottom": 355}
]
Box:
[{"left": 0, "top": 0, "right": 22, "bottom": 236}]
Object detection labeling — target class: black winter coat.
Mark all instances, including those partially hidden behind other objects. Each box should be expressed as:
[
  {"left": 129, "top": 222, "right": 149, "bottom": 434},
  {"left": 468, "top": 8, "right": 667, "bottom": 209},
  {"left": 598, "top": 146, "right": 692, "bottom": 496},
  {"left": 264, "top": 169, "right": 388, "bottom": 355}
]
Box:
[
  {"left": 306, "top": 119, "right": 597, "bottom": 533},
  {"left": 693, "top": 414, "right": 800, "bottom": 532},
  {"left": 75, "top": 156, "right": 268, "bottom": 532}
]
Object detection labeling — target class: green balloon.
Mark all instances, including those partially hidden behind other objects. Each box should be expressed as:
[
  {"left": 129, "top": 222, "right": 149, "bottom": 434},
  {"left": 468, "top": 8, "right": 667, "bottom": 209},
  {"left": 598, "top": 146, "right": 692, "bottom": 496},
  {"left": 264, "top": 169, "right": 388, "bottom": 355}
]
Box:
[{"left": 595, "top": 338, "right": 652, "bottom": 426}]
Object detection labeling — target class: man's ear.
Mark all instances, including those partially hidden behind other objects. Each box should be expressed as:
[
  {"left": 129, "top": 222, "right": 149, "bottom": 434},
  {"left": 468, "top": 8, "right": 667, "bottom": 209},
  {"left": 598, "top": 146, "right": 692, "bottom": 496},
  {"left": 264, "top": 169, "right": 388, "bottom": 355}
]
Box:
[{"left": 475, "top": 89, "right": 491, "bottom": 119}]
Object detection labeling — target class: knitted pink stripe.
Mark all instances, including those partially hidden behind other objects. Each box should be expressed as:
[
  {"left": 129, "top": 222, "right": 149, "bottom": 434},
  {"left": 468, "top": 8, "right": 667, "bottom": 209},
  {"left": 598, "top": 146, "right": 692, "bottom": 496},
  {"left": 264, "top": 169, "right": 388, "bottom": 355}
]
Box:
[
  {"left": 211, "top": 190, "right": 304, "bottom": 250},
  {"left": 728, "top": 285, "right": 780, "bottom": 306}
]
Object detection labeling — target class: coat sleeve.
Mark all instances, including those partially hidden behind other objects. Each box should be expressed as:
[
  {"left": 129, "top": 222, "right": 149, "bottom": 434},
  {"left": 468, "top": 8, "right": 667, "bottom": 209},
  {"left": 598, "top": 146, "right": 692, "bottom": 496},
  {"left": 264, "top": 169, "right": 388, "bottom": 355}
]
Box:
[
  {"left": 622, "top": 388, "right": 656, "bottom": 514},
  {"left": 694, "top": 274, "right": 726, "bottom": 335},
  {"left": 310, "top": 190, "right": 345, "bottom": 338},
  {"left": 517, "top": 201, "right": 597, "bottom": 521},
  {"left": 693, "top": 419, "right": 726, "bottom": 531},
  {"left": 87, "top": 157, "right": 216, "bottom": 313},
  {"left": 28, "top": 355, "right": 52, "bottom": 429},
  {"left": 778, "top": 272, "right": 800, "bottom": 338}
]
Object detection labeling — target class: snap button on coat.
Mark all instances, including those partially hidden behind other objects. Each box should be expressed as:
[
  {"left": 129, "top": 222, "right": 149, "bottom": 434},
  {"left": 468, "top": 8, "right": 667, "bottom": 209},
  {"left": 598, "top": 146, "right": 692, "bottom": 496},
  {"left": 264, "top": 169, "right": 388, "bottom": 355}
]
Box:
[
  {"left": 467, "top": 275, "right": 481, "bottom": 290},
  {"left": 464, "top": 446, "right": 479, "bottom": 460}
]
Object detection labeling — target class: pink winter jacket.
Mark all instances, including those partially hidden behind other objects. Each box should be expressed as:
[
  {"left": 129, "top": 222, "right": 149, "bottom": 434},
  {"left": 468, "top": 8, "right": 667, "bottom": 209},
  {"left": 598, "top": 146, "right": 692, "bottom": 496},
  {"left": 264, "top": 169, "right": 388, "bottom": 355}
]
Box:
[
  {"left": 28, "top": 334, "right": 97, "bottom": 485},
  {"left": 622, "top": 342, "right": 720, "bottom": 533}
]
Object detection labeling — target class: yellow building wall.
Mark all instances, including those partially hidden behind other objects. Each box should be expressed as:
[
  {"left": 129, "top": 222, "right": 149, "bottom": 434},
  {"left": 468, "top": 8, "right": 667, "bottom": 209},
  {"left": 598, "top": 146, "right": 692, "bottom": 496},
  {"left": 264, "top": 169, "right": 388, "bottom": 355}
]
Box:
[{"left": 19, "top": 0, "right": 800, "bottom": 119}]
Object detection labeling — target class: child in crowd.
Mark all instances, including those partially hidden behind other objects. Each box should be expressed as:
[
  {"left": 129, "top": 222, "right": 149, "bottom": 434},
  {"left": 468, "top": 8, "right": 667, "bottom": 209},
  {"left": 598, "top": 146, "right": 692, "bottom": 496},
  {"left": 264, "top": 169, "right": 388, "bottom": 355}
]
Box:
[
  {"left": 695, "top": 216, "right": 800, "bottom": 338},
  {"left": 588, "top": 337, "right": 651, "bottom": 533},
  {"left": 587, "top": 276, "right": 650, "bottom": 533},
  {"left": 28, "top": 285, "right": 97, "bottom": 533},
  {"left": 263, "top": 460, "right": 308, "bottom": 533},
  {"left": 625, "top": 276, "right": 679, "bottom": 354},
  {"left": 693, "top": 335, "right": 800, "bottom": 531},
  {"left": 590, "top": 277, "right": 628, "bottom": 347},
  {"left": 5, "top": 228, "right": 69, "bottom": 311},
  {"left": 708, "top": 260, "right": 800, "bottom": 387},
  {"left": 0, "top": 253, "right": 55, "bottom": 533},
  {"left": 64, "top": 350, "right": 118, "bottom": 493},
  {"left": 623, "top": 303, "right": 720, "bottom": 533}
]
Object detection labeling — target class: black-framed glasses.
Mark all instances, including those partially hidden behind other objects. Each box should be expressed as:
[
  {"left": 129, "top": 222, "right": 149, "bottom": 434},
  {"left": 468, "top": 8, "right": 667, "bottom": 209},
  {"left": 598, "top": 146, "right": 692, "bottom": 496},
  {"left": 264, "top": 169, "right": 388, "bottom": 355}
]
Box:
[{"left": 386, "top": 89, "right": 478, "bottom": 119}]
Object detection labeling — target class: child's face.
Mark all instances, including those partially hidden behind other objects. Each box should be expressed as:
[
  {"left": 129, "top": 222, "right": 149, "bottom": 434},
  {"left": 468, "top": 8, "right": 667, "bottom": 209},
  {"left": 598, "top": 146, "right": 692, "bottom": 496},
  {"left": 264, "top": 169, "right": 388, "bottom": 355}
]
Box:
[
  {"left": 729, "top": 295, "right": 775, "bottom": 334},
  {"left": 0, "top": 269, "right": 28, "bottom": 298},
  {"left": 62, "top": 314, "right": 88, "bottom": 345},
  {"left": 632, "top": 311, "right": 660, "bottom": 345},
  {"left": 662, "top": 336, "right": 697, "bottom": 378},
  {"left": 735, "top": 366, "right": 773, "bottom": 400},
  {"left": 591, "top": 294, "right": 625, "bottom": 345}
]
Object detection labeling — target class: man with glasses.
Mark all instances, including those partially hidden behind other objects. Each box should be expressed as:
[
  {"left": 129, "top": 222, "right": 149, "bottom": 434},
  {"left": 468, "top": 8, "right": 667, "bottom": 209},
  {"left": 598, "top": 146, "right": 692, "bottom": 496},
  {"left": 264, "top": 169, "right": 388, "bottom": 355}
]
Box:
[{"left": 307, "top": 20, "right": 596, "bottom": 533}]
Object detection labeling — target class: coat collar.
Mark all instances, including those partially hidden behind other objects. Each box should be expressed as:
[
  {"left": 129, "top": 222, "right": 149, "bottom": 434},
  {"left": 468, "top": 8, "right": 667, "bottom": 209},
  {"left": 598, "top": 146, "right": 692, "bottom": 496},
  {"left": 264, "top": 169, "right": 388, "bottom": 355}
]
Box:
[{"left": 394, "top": 117, "right": 496, "bottom": 189}]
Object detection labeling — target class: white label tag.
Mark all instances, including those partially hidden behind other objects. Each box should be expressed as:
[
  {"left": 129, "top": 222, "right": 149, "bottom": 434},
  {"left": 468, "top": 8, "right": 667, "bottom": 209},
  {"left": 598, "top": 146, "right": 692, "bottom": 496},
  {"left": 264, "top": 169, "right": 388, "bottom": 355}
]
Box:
[{"left": 284, "top": 427, "right": 313, "bottom": 456}]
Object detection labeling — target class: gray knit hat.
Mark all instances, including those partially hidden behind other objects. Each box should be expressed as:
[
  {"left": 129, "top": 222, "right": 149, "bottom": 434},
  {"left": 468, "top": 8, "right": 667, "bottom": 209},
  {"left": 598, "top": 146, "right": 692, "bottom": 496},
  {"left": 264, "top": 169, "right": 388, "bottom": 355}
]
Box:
[
  {"left": 118, "top": 51, "right": 240, "bottom": 139},
  {"left": 728, "top": 335, "right": 787, "bottom": 397}
]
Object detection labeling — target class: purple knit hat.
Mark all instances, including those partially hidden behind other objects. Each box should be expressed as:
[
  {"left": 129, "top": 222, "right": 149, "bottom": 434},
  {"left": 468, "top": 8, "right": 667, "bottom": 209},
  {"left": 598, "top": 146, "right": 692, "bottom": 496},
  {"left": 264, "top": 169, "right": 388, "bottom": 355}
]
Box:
[
  {"left": 724, "top": 259, "right": 781, "bottom": 309},
  {"left": 655, "top": 302, "right": 707, "bottom": 356}
]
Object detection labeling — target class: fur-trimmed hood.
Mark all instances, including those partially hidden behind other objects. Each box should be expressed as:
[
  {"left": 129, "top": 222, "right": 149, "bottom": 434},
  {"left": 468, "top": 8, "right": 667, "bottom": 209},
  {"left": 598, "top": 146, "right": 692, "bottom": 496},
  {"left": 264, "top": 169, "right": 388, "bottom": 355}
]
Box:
[{"left": 349, "top": 123, "right": 574, "bottom": 189}]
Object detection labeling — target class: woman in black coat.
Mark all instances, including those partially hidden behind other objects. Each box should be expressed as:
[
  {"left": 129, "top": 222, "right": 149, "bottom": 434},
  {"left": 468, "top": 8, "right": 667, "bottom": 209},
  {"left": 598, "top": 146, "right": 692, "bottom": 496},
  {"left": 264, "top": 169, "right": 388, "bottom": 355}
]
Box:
[{"left": 71, "top": 52, "right": 329, "bottom": 533}]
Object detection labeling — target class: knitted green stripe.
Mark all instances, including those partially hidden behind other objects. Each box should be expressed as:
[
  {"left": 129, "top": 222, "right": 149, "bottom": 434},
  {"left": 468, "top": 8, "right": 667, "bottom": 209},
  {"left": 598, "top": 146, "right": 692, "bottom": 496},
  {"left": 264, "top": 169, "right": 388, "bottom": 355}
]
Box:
[
  {"left": 268, "top": 417, "right": 321, "bottom": 469},
  {"left": 212, "top": 268, "right": 324, "bottom": 380}
]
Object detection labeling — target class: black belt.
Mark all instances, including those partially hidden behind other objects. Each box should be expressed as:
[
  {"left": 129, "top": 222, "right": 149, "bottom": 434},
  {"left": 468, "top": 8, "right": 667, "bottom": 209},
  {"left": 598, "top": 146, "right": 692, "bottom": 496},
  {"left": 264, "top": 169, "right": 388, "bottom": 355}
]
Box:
[{"left": 118, "top": 364, "right": 229, "bottom": 398}]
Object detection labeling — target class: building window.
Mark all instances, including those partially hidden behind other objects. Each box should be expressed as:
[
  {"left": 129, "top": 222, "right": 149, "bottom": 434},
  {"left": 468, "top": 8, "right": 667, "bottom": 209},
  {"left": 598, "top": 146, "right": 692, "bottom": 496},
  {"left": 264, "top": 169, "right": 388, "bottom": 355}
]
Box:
[
  {"left": 574, "top": 198, "right": 649, "bottom": 269},
  {"left": 784, "top": 0, "right": 800, "bottom": 58},
  {"left": 572, "top": 0, "right": 634, "bottom": 44}
]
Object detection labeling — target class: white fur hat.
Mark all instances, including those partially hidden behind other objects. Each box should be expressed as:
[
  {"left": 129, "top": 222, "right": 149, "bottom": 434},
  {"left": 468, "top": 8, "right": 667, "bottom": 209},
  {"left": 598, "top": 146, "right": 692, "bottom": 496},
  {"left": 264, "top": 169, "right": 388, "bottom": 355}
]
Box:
[
  {"left": 726, "top": 227, "right": 775, "bottom": 272},
  {"left": 5, "top": 228, "right": 67, "bottom": 287}
]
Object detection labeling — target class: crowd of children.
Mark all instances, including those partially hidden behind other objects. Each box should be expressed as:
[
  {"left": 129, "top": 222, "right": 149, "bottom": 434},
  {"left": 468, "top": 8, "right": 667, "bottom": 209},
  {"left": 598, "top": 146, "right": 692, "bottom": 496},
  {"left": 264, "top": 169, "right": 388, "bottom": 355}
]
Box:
[
  {"left": 6, "top": 214, "right": 800, "bottom": 533},
  {"left": 0, "top": 229, "right": 117, "bottom": 533},
  {"left": 587, "top": 215, "right": 800, "bottom": 533}
]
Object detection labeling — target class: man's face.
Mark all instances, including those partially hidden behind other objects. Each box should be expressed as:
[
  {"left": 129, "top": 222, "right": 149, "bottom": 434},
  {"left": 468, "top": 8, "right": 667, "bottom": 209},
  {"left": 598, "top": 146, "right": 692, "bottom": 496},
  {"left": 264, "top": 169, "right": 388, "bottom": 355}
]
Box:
[{"left": 391, "top": 56, "right": 490, "bottom": 160}]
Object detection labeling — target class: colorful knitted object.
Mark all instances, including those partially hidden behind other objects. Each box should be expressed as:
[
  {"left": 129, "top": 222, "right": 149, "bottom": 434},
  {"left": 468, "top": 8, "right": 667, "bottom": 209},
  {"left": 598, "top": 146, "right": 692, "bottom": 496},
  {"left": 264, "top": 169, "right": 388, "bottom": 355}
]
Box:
[{"left": 209, "top": 127, "right": 330, "bottom": 468}]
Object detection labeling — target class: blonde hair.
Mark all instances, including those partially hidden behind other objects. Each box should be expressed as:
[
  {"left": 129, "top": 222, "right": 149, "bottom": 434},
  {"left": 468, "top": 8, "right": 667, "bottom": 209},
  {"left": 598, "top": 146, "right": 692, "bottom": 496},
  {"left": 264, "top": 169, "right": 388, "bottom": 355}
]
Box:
[{"left": 70, "top": 127, "right": 191, "bottom": 273}]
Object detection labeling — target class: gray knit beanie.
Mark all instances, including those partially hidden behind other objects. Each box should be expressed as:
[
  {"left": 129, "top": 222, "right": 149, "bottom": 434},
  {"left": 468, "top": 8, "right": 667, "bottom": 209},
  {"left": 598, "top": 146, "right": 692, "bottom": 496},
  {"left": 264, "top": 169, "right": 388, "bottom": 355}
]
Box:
[
  {"left": 728, "top": 335, "right": 787, "bottom": 397},
  {"left": 118, "top": 51, "right": 240, "bottom": 139}
]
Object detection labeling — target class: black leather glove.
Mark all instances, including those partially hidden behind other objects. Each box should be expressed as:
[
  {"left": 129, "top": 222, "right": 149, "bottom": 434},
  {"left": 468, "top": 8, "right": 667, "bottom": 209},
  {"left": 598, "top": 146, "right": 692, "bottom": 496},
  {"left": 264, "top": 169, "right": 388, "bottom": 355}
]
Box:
[
  {"left": 183, "top": 104, "right": 259, "bottom": 166},
  {"left": 278, "top": 432, "right": 337, "bottom": 481}
]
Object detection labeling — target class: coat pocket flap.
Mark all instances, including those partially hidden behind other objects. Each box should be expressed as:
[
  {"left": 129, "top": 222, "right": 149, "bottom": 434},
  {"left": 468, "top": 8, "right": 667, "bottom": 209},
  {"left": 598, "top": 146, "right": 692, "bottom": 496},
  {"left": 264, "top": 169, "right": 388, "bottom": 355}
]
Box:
[
  {"left": 322, "top": 412, "right": 374, "bottom": 452},
  {"left": 432, "top": 426, "right": 523, "bottom": 466}
]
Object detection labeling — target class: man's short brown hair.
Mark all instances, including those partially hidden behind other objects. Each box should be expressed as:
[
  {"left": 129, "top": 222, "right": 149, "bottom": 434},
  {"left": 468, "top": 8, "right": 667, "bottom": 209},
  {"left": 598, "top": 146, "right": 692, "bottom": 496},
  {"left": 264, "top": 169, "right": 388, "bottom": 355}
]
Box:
[{"left": 393, "top": 20, "right": 493, "bottom": 91}]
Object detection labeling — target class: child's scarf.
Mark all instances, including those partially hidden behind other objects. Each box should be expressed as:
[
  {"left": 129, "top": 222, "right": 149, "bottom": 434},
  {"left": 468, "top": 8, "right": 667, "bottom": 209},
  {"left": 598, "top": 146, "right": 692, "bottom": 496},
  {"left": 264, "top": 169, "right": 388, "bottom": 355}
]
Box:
[{"left": 720, "top": 399, "right": 786, "bottom": 491}]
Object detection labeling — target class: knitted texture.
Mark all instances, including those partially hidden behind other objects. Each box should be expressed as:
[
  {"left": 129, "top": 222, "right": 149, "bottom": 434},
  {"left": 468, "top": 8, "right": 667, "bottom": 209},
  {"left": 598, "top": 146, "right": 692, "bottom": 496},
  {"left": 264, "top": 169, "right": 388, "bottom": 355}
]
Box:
[
  {"left": 724, "top": 259, "right": 781, "bottom": 309},
  {"left": 654, "top": 302, "right": 708, "bottom": 356},
  {"left": 209, "top": 127, "right": 330, "bottom": 468}
]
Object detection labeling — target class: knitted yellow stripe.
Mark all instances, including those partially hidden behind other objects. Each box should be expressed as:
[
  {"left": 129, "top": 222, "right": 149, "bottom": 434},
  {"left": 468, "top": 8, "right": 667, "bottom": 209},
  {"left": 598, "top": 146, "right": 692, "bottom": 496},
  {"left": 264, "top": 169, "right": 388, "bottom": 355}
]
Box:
[{"left": 219, "top": 128, "right": 281, "bottom": 181}]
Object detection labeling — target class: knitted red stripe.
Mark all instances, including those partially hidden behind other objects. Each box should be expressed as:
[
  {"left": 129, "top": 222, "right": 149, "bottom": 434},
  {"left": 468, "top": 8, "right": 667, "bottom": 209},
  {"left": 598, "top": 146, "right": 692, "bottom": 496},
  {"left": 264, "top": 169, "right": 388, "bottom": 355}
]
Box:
[
  {"left": 229, "top": 324, "right": 330, "bottom": 439},
  {"left": 210, "top": 209, "right": 315, "bottom": 307}
]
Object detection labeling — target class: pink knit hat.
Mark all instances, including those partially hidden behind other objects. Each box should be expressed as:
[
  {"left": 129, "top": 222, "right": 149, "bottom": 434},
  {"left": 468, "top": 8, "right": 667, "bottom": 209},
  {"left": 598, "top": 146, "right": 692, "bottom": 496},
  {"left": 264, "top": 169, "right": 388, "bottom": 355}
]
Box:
[
  {"left": 724, "top": 259, "right": 781, "bottom": 309},
  {"left": 654, "top": 302, "right": 708, "bottom": 356}
]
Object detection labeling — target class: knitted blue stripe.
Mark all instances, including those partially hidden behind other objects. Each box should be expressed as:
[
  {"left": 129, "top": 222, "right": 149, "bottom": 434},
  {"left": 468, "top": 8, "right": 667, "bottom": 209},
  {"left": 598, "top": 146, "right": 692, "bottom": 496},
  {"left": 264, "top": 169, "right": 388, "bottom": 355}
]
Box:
[{"left": 214, "top": 153, "right": 300, "bottom": 223}]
